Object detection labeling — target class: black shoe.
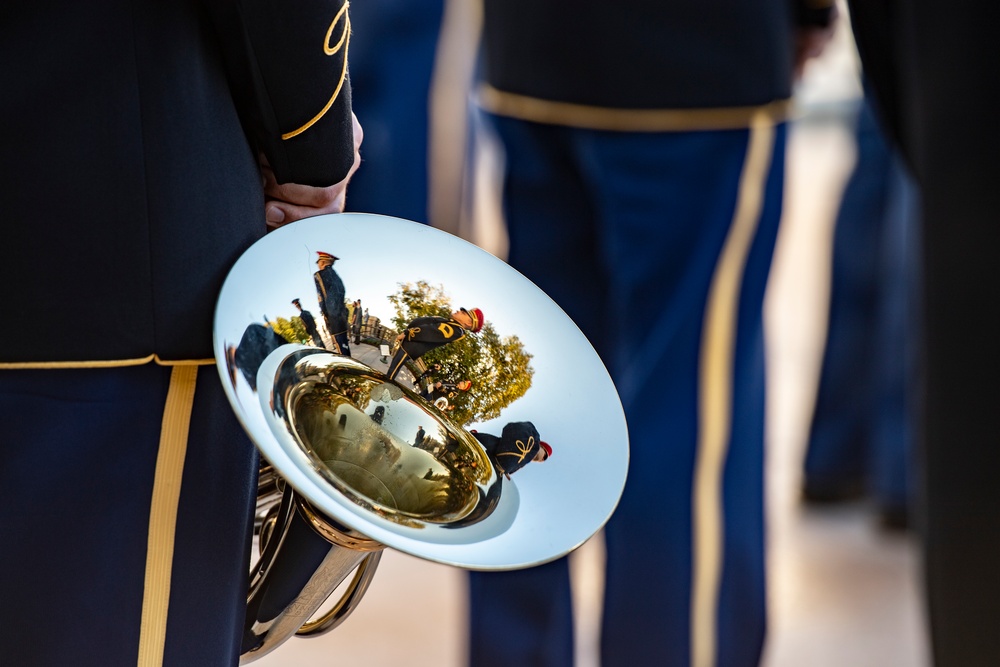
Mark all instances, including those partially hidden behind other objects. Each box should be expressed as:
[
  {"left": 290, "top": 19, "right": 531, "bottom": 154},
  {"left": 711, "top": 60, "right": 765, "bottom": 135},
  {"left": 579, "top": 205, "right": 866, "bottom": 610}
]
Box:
[
  {"left": 801, "top": 478, "right": 866, "bottom": 505},
  {"left": 877, "top": 505, "right": 911, "bottom": 532}
]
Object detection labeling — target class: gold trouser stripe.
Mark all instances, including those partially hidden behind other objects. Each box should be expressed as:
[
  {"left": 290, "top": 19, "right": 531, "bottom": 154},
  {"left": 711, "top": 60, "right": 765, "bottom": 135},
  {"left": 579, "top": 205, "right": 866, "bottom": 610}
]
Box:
[
  {"left": 0, "top": 355, "right": 215, "bottom": 369},
  {"left": 477, "top": 84, "right": 791, "bottom": 132},
  {"left": 137, "top": 365, "right": 198, "bottom": 667},
  {"left": 690, "top": 113, "right": 776, "bottom": 667}
]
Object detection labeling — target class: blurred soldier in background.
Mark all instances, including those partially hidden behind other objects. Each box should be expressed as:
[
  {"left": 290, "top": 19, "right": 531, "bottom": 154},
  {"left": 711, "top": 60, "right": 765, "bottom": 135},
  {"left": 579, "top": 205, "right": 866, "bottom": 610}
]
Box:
[
  {"left": 467, "top": 1, "right": 837, "bottom": 665},
  {"left": 802, "top": 87, "right": 920, "bottom": 532},
  {"left": 847, "top": 1, "right": 1000, "bottom": 664}
]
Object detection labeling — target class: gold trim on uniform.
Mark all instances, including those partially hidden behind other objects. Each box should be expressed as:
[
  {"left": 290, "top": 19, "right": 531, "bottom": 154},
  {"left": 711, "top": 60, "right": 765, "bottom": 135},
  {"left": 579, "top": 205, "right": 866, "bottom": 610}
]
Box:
[
  {"left": 2, "top": 355, "right": 213, "bottom": 665},
  {"left": 282, "top": 1, "right": 352, "bottom": 141},
  {"left": 690, "top": 111, "right": 776, "bottom": 667},
  {"left": 476, "top": 84, "right": 792, "bottom": 132},
  {"left": 497, "top": 436, "right": 535, "bottom": 464},
  {"left": 136, "top": 365, "right": 198, "bottom": 667},
  {"left": 0, "top": 355, "right": 215, "bottom": 369}
]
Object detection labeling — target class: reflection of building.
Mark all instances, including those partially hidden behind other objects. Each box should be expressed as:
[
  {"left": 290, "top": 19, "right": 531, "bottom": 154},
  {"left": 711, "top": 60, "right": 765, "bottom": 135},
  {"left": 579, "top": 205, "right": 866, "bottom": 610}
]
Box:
[{"left": 359, "top": 315, "right": 396, "bottom": 346}]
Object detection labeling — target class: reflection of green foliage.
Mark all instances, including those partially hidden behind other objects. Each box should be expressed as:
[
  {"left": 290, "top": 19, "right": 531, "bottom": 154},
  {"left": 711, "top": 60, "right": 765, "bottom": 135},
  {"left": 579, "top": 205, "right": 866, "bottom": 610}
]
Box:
[
  {"left": 388, "top": 281, "right": 534, "bottom": 425},
  {"left": 297, "top": 363, "right": 376, "bottom": 409},
  {"left": 271, "top": 316, "right": 310, "bottom": 344},
  {"left": 387, "top": 281, "right": 453, "bottom": 330},
  {"left": 330, "top": 372, "right": 373, "bottom": 409}
]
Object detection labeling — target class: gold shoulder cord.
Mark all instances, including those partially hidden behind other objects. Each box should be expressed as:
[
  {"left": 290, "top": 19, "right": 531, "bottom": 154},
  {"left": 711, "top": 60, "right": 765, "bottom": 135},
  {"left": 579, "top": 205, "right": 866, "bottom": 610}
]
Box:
[{"left": 281, "top": 2, "right": 352, "bottom": 141}]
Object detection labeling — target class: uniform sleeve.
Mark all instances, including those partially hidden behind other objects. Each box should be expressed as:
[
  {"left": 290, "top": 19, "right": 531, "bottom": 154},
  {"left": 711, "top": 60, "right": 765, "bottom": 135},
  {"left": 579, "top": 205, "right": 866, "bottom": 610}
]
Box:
[
  {"left": 405, "top": 318, "right": 465, "bottom": 345},
  {"left": 207, "top": 0, "right": 355, "bottom": 186}
]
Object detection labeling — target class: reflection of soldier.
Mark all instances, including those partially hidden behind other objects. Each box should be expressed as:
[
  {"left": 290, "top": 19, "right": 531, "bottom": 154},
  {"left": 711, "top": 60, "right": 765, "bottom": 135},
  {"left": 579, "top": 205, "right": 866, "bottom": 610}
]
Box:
[
  {"left": 313, "top": 251, "right": 351, "bottom": 356},
  {"left": 228, "top": 323, "right": 287, "bottom": 391},
  {"left": 414, "top": 362, "right": 442, "bottom": 390},
  {"left": 351, "top": 299, "right": 364, "bottom": 344},
  {"left": 386, "top": 308, "right": 484, "bottom": 380},
  {"left": 472, "top": 421, "right": 551, "bottom": 478},
  {"left": 414, "top": 425, "right": 426, "bottom": 448},
  {"left": 425, "top": 379, "right": 471, "bottom": 403},
  {"left": 292, "top": 299, "right": 324, "bottom": 347}
]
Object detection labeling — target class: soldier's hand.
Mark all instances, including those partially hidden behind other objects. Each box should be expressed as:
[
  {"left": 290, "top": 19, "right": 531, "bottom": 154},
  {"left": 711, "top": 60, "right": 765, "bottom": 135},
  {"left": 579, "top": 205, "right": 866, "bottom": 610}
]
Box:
[
  {"left": 793, "top": 5, "right": 839, "bottom": 80},
  {"left": 262, "top": 112, "right": 364, "bottom": 229}
]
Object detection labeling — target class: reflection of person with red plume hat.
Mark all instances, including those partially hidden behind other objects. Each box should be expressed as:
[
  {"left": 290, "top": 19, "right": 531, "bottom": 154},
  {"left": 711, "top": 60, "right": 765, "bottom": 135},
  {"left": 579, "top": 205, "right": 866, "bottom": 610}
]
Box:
[
  {"left": 386, "top": 307, "right": 485, "bottom": 380},
  {"left": 471, "top": 421, "right": 551, "bottom": 479}
]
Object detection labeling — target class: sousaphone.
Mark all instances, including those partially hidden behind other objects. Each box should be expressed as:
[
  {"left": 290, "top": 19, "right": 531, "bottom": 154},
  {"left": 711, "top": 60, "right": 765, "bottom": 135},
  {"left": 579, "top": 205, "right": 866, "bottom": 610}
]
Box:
[{"left": 214, "top": 213, "right": 628, "bottom": 663}]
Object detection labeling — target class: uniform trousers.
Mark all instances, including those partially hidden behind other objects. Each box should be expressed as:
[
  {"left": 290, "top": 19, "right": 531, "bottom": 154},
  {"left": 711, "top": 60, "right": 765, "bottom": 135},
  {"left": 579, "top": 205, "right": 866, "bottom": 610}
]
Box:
[
  {"left": 468, "top": 113, "right": 786, "bottom": 666},
  {"left": 0, "top": 364, "right": 257, "bottom": 667},
  {"left": 803, "top": 95, "right": 919, "bottom": 518},
  {"left": 345, "top": 0, "right": 445, "bottom": 223}
]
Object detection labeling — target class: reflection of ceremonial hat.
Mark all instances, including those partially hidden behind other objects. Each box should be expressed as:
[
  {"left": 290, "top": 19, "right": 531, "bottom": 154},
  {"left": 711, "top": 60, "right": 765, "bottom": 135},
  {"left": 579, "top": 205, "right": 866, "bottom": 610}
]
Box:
[
  {"left": 291, "top": 299, "right": 301, "bottom": 306},
  {"left": 461, "top": 307, "right": 485, "bottom": 333},
  {"left": 316, "top": 251, "right": 339, "bottom": 263}
]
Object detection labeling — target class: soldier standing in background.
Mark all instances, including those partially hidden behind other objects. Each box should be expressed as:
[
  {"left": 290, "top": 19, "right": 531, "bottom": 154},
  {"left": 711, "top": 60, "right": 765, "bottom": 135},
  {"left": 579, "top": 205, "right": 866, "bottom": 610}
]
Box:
[
  {"left": 293, "top": 298, "right": 326, "bottom": 348},
  {"left": 467, "top": 1, "right": 837, "bottom": 665}
]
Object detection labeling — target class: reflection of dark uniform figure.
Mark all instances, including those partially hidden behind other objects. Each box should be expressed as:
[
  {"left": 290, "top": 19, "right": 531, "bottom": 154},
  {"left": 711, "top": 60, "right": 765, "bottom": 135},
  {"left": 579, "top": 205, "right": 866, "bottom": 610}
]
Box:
[
  {"left": 293, "top": 299, "right": 324, "bottom": 348},
  {"left": 351, "top": 300, "right": 363, "bottom": 344},
  {"left": 427, "top": 381, "right": 467, "bottom": 404},
  {"left": 472, "top": 422, "right": 551, "bottom": 477},
  {"left": 415, "top": 363, "right": 441, "bottom": 386},
  {"left": 0, "top": 2, "right": 356, "bottom": 665},
  {"left": 233, "top": 324, "right": 287, "bottom": 391},
  {"left": 386, "top": 312, "right": 479, "bottom": 380},
  {"left": 414, "top": 426, "right": 426, "bottom": 448},
  {"left": 313, "top": 252, "right": 351, "bottom": 356}
]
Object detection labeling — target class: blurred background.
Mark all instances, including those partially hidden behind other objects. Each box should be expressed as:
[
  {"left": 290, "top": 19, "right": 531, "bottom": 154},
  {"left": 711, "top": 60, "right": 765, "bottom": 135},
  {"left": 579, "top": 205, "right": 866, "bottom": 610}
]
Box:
[{"left": 254, "top": 4, "right": 930, "bottom": 665}]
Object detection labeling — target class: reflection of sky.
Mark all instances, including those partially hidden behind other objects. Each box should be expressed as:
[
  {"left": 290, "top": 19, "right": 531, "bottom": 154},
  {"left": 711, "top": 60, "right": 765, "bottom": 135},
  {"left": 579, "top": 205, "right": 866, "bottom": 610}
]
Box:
[
  {"left": 253, "top": 223, "right": 524, "bottom": 339},
  {"left": 218, "top": 213, "right": 610, "bottom": 440}
]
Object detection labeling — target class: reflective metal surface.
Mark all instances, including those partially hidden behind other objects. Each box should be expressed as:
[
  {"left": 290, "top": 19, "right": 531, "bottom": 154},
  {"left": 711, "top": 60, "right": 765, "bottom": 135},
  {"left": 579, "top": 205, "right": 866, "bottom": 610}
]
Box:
[
  {"left": 269, "top": 350, "right": 499, "bottom": 527},
  {"left": 215, "top": 212, "right": 629, "bottom": 569}
]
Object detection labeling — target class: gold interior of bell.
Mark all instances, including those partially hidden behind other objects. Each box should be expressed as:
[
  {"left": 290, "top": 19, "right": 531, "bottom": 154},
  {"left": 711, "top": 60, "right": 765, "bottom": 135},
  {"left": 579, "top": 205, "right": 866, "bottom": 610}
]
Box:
[{"left": 285, "top": 364, "right": 493, "bottom": 525}]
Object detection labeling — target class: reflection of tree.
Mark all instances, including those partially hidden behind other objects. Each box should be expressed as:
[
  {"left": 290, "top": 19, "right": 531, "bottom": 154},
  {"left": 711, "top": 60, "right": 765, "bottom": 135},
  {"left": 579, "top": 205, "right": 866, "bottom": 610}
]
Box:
[
  {"left": 387, "top": 281, "right": 534, "bottom": 424},
  {"left": 299, "top": 363, "right": 374, "bottom": 408},
  {"left": 271, "top": 316, "right": 310, "bottom": 345}
]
